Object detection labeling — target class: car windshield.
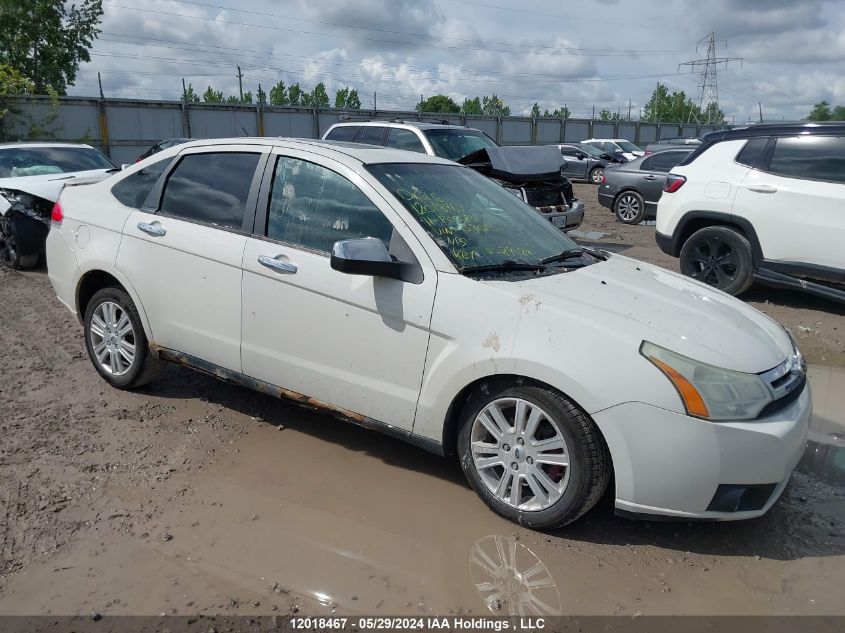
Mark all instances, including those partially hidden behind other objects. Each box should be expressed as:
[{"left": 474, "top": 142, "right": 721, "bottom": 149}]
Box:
[
  {"left": 578, "top": 144, "right": 605, "bottom": 157},
  {"left": 367, "top": 163, "right": 580, "bottom": 271},
  {"left": 617, "top": 141, "right": 642, "bottom": 153},
  {"left": 0, "top": 146, "right": 115, "bottom": 178},
  {"left": 423, "top": 129, "right": 499, "bottom": 161}
]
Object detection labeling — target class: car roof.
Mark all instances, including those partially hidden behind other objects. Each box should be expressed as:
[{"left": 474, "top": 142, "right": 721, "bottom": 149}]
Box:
[
  {"left": 174, "top": 137, "right": 456, "bottom": 166},
  {"left": 329, "top": 120, "right": 479, "bottom": 131},
  {"left": 703, "top": 121, "right": 845, "bottom": 142},
  {"left": 0, "top": 142, "right": 96, "bottom": 150},
  {"left": 584, "top": 138, "right": 631, "bottom": 143}
]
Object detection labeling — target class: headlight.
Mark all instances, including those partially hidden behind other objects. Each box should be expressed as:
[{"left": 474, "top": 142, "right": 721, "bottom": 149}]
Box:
[{"left": 640, "top": 341, "right": 773, "bottom": 421}]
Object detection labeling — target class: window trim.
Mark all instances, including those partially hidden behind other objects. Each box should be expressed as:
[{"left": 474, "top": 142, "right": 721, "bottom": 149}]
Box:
[{"left": 144, "top": 148, "right": 268, "bottom": 235}]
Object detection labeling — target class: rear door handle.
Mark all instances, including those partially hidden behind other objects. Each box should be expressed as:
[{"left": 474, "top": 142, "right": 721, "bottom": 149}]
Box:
[
  {"left": 745, "top": 184, "right": 777, "bottom": 194},
  {"left": 137, "top": 221, "right": 166, "bottom": 236},
  {"left": 258, "top": 254, "right": 298, "bottom": 274},
  {"left": 641, "top": 175, "right": 657, "bottom": 181}
]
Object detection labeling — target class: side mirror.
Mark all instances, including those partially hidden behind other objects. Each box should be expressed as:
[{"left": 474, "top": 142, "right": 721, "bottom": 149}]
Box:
[
  {"left": 331, "top": 237, "right": 414, "bottom": 282},
  {"left": 576, "top": 152, "right": 586, "bottom": 160}
]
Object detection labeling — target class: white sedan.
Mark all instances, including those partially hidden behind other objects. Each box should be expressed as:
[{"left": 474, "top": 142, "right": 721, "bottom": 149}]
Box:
[{"left": 46, "top": 138, "right": 810, "bottom": 528}]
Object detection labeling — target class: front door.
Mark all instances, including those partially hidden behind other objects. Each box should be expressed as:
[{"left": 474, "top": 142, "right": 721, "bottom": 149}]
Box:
[
  {"left": 116, "top": 147, "right": 264, "bottom": 372},
  {"left": 240, "top": 150, "right": 437, "bottom": 430}
]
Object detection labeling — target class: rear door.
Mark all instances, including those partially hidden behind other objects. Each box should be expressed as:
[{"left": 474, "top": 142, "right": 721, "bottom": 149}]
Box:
[
  {"left": 116, "top": 146, "right": 266, "bottom": 372},
  {"left": 559, "top": 146, "right": 588, "bottom": 179},
  {"left": 733, "top": 134, "right": 845, "bottom": 271},
  {"left": 240, "top": 150, "right": 437, "bottom": 429}
]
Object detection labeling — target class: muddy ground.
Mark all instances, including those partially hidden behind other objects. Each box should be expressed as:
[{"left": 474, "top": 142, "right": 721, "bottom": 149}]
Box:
[{"left": 0, "top": 185, "right": 843, "bottom": 618}]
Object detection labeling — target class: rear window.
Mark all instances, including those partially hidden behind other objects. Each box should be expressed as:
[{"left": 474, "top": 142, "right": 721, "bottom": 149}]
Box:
[
  {"left": 645, "top": 150, "right": 689, "bottom": 172},
  {"left": 767, "top": 136, "right": 845, "bottom": 184},
  {"left": 0, "top": 146, "right": 115, "bottom": 177},
  {"left": 736, "top": 137, "right": 769, "bottom": 168},
  {"left": 325, "top": 126, "right": 359, "bottom": 142},
  {"left": 356, "top": 126, "right": 386, "bottom": 145}
]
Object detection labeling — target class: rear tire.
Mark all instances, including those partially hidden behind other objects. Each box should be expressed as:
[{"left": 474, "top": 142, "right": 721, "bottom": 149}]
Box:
[
  {"left": 679, "top": 226, "right": 755, "bottom": 296},
  {"left": 83, "top": 287, "right": 164, "bottom": 389},
  {"left": 457, "top": 380, "right": 611, "bottom": 529},
  {"left": 614, "top": 191, "right": 645, "bottom": 224}
]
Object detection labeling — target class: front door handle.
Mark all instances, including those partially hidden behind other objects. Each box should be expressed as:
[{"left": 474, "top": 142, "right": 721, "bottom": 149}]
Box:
[
  {"left": 258, "top": 254, "right": 298, "bottom": 274},
  {"left": 745, "top": 184, "right": 777, "bottom": 194},
  {"left": 137, "top": 221, "right": 166, "bottom": 236}
]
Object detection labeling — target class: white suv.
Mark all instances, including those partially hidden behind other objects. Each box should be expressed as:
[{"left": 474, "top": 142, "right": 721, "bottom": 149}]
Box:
[
  {"left": 656, "top": 123, "right": 845, "bottom": 302},
  {"left": 47, "top": 138, "right": 810, "bottom": 528}
]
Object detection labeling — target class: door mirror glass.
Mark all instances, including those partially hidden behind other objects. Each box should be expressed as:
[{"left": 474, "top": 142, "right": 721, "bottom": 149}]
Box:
[{"left": 331, "top": 237, "right": 413, "bottom": 281}]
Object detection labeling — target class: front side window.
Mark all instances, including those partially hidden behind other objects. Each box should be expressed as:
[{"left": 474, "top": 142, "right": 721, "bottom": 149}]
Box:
[
  {"left": 325, "top": 126, "right": 359, "bottom": 142},
  {"left": 159, "top": 152, "right": 260, "bottom": 229},
  {"left": 0, "top": 146, "right": 115, "bottom": 177},
  {"left": 617, "top": 141, "right": 642, "bottom": 153},
  {"left": 423, "top": 129, "right": 499, "bottom": 161},
  {"left": 266, "top": 156, "right": 394, "bottom": 253},
  {"left": 368, "top": 163, "right": 579, "bottom": 269},
  {"left": 386, "top": 128, "right": 426, "bottom": 153},
  {"left": 560, "top": 147, "right": 577, "bottom": 157},
  {"left": 111, "top": 157, "right": 171, "bottom": 208},
  {"left": 767, "top": 136, "right": 845, "bottom": 184}
]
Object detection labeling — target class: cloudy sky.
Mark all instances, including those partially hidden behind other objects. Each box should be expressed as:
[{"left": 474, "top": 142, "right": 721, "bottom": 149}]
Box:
[{"left": 69, "top": 0, "right": 845, "bottom": 122}]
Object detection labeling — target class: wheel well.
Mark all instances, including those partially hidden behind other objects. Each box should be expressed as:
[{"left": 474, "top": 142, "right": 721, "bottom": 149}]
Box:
[
  {"left": 677, "top": 218, "right": 752, "bottom": 258},
  {"left": 77, "top": 270, "right": 126, "bottom": 319},
  {"left": 440, "top": 374, "right": 611, "bottom": 465}
]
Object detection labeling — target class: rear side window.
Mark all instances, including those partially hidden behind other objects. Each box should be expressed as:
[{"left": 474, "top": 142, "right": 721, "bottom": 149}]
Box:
[
  {"left": 356, "top": 126, "right": 386, "bottom": 145},
  {"left": 560, "top": 147, "right": 577, "bottom": 157},
  {"left": 266, "top": 156, "right": 394, "bottom": 253},
  {"left": 646, "top": 151, "right": 689, "bottom": 172},
  {"left": 767, "top": 136, "right": 845, "bottom": 184},
  {"left": 325, "top": 126, "right": 359, "bottom": 142},
  {"left": 160, "top": 152, "right": 260, "bottom": 229},
  {"left": 736, "top": 137, "right": 769, "bottom": 168},
  {"left": 386, "top": 128, "right": 426, "bottom": 153},
  {"left": 111, "top": 157, "right": 171, "bottom": 208}
]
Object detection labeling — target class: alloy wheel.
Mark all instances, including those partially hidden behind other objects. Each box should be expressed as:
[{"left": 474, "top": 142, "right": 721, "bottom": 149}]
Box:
[
  {"left": 616, "top": 194, "right": 640, "bottom": 222},
  {"left": 470, "top": 398, "right": 571, "bottom": 511},
  {"left": 89, "top": 301, "right": 136, "bottom": 376},
  {"left": 590, "top": 168, "right": 604, "bottom": 184},
  {"left": 687, "top": 235, "right": 738, "bottom": 288}
]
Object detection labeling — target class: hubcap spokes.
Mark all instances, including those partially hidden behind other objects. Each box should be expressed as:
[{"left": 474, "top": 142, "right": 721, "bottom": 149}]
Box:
[
  {"left": 471, "top": 398, "right": 571, "bottom": 511},
  {"left": 90, "top": 301, "right": 136, "bottom": 377},
  {"left": 618, "top": 196, "right": 639, "bottom": 221},
  {"left": 689, "top": 237, "right": 738, "bottom": 287}
]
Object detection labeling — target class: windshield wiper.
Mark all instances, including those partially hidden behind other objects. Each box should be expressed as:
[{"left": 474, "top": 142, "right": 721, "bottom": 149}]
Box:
[
  {"left": 461, "top": 259, "right": 547, "bottom": 275},
  {"left": 540, "top": 248, "right": 586, "bottom": 265}
]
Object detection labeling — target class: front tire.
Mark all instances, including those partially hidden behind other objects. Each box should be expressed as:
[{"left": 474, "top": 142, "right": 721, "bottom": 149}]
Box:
[
  {"left": 679, "top": 226, "right": 754, "bottom": 295},
  {"left": 458, "top": 381, "right": 611, "bottom": 529},
  {"left": 83, "top": 287, "right": 164, "bottom": 389},
  {"left": 614, "top": 191, "right": 645, "bottom": 224},
  {"left": 0, "top": 221, "right": 39, "bottom": 269},
  {"left": 589, "top": 167, "right": 604, "bottom": 185}
]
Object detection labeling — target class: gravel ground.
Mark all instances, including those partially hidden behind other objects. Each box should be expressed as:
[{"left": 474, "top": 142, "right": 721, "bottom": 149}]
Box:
[{"left": 0, "top": 192, "right": 843, "bottom": 617}]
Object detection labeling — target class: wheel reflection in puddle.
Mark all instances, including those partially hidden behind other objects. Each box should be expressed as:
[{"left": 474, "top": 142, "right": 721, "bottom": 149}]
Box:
[{"left": 469, "top": 534, "right": 561, "bottom": 616}]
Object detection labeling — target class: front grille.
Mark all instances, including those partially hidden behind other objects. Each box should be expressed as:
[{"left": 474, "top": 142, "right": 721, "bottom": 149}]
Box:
[
  {"left": 758, "top": 374, "right": 806, "bottom": 418},
  {"left": 756, "top": 351, "right": 807, "bottom": 419}
]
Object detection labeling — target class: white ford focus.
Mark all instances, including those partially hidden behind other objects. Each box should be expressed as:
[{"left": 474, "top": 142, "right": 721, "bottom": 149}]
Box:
[{"left": 46, "top": 138, "right": 810, "bottom": 528}]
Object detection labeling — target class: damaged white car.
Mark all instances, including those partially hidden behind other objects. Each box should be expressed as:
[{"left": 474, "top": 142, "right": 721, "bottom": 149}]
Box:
[{"left": 0, "top": 143, "right": 116, "bottom": 269}]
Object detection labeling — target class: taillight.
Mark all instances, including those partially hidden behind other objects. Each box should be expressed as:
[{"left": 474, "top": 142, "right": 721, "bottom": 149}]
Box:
[
  {"left": 51, "top": 200, "right": 64, "bottom": 224},
  {"left": 644, "top": 150, "right": 653, "bottom": 156},
  {"left": 663, "top": 175, "right": 686, "bottom": 193},
  {"left": 600, "top": 172, "right": 606, "bottom": 184}
]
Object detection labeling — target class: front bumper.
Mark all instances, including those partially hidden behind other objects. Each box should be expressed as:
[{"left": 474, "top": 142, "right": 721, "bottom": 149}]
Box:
[
  {"left": 592, "top": 383, "right": 811, "bottom": 520},
  {"left": 535, "top": 200, "right": 584, "bottom": 231},
  {"left": 655, "top": 230, "right": 677, "bottom": 256}
]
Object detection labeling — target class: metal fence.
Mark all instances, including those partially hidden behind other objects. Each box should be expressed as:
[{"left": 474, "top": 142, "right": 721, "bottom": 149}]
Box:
[{"left": 2, "top": 95, "right": 723, "bottom": 165}]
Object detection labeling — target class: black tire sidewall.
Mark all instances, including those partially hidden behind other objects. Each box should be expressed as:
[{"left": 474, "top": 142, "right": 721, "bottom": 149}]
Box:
[
  {"left": 680, "top": 226, "right": 754, "bottom": 295},
  {"left": 457, "top": 384, "right": 593, "bottom": 529},
  {"left": 614, "top": 191, "right": 645, "bottom": 224},
  {"left": 83, "top": 288, "right": 147, "bottom": 389}
]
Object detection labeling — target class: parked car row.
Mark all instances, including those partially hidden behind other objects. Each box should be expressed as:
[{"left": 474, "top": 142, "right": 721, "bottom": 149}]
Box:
[{"left": 37, "top": 135, "right": 812, "bottom": 530}]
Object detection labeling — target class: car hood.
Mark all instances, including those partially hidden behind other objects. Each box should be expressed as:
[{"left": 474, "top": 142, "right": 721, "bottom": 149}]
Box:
[
  {"left": 458, "top": 145, "right": 564, "bottom": 182},
  {"left": 492, "top": 254, "right": 791, "bottom": 374},
  {"left": 0, "top": 168, "right": 114, "bottom": 202}
]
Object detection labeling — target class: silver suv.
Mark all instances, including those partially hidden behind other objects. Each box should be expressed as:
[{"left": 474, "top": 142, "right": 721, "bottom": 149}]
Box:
[{"left": 323, "top": 121, "right": 584, "bottom": 232}]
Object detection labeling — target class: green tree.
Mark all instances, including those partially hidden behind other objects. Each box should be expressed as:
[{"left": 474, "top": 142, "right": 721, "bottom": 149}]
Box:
[
  {"left": 269, "top": 80, "right": 288, "bottom": 106},
  {"left": 0, "top": 63, "right": 34, "bottom": 139},
  {"left": 310, "top": 82, "right": 329, "bottom": 108},
  {"left": 242, "top": 90, "right": 253, "bottom": 104},
  {"left": 202, "top": 86, "right": 224, "bottom": 103},
  {"left": 807, "top": 101, "right": 832, "bottom": 121},
  {"left": 256, "top": 84, "right": 267, "bottom": 107},
  {"left": 182, "top": 82, "right": 199, "bottom": 103},
  {"left": 642, "top": 83, "right": 716, "bottom": 123},
  {"left": 462, "top": 96, "right": 482, "bottom": 115},
  {"left": 530, "top": 102, "right": 541, "bottom": 118},
  {"left": 834, "top": 105, "right": 845, "bottom": 120},
  {"left": 481, "top": 94, "right": 510, "bottom": 116},
  {"left": 417, "top": 94, "right": 460, "bottom": 113},
  {"left": 346, "top": 88, "right": 361, "bottom": 109},
  {"left": 334, "top": 86, "right": 361, "bottom": 109},
  {"left": 288, "top": 83, "right": 303, "bottom": 107},
  {"left": 334, "top": 87, "right": 349, "bottom": 109},
  {"left": 599, "top": 109, "right": 622, "bottom": 121},
  {"left": 0, "top": 0, "right": 103, "bottom": 94},
  {"left": 541, "top": 106, "right": 569, "bottom": 118},
  {"left": 225, "top": 95, "right": 239, "bottom": 104}
]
